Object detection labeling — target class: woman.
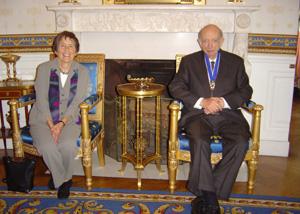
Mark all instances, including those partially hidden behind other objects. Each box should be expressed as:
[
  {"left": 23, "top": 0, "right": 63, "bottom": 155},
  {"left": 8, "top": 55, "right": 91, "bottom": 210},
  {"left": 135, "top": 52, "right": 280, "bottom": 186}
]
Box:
[{"left": 29, "top": 31, "right": 89, "bottom": 199}]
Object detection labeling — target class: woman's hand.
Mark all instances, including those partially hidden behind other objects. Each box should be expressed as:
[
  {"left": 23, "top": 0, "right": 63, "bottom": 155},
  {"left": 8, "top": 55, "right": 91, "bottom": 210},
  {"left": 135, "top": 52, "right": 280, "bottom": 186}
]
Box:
[{"left": 50, "top": 122, "right": 64, "bottom": 144}]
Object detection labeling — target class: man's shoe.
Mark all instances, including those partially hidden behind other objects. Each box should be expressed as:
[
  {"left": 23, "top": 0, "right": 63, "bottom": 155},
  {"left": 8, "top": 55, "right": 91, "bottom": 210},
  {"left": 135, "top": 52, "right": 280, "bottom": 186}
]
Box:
[
  {"left": 206, "top": 204, "right": 221, "bottom": 214},
  {"left": 202, "top": 190, "right": 220, "bottom": 214},
  {"left": 48, "top": 177, "right": 55, "bottom": 190},
  {"left": 57, "top": 179, "right": 72, "bottom": 199},
  {"left": 191, "top": 196, "right": 207, "bottom": 214}
]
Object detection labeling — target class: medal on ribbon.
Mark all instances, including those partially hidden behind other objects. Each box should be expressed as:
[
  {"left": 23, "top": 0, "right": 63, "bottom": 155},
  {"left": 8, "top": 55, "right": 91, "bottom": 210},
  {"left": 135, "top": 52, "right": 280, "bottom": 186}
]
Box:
[{"left": 204, "top": 51, "right": 220, "bottom": 96}]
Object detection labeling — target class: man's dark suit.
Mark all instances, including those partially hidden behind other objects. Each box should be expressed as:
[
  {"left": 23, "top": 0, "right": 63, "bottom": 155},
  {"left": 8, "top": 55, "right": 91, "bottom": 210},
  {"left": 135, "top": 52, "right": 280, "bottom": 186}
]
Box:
[{"left": 168, "top": 49, "right": 253, "bottom": 199}]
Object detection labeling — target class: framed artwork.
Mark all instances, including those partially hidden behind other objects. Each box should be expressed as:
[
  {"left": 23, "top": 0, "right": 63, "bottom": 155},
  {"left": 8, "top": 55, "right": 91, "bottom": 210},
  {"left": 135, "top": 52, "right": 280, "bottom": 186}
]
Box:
[{"left": 0, "top": 33, "right": 57, "bottom": 53}]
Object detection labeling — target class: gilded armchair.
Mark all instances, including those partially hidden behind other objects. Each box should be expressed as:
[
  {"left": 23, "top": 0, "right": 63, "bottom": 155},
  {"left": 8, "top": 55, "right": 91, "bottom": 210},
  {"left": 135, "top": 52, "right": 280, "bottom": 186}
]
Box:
[
  {"left": 9, "top": 53, "right": 105, "bottom": 190},
  {"left": 168, "top": 55, "right": 263, "bottom": 194}
]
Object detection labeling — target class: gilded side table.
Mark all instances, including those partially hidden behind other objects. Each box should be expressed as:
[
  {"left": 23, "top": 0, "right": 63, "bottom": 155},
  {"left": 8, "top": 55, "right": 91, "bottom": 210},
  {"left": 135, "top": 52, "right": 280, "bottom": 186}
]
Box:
[
  {"left": 116, "top": 82, "right": 165, "bottom": 190},
  {"left": 0, "top": 80, "right": 34, "bottom": 150}
]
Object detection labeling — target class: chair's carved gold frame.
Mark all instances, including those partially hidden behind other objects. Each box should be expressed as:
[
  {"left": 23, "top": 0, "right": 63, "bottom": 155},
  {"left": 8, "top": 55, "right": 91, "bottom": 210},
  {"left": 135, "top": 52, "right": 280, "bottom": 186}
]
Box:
[
  {"left": 168, "top": 54, "right": 264, "bottom": 194},
  {"left": 9, "top": 53, "right": 106, "bottom": 190}
]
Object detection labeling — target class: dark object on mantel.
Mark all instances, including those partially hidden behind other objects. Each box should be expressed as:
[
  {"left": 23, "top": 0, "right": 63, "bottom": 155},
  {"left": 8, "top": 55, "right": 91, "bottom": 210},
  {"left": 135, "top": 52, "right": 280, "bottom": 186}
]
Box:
[{"left": 104, "top": 59, "right": 176, "bottom": 164}]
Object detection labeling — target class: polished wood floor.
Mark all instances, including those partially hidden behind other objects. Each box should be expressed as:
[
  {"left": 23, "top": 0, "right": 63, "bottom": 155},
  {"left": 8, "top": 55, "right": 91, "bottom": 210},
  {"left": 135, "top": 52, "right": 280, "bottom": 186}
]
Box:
[{"left": 0, "top": 93, "right": 299, "bottom": 198}]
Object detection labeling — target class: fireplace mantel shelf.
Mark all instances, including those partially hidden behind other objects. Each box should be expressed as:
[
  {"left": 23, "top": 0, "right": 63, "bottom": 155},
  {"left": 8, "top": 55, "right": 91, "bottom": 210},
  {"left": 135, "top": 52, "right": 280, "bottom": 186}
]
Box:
[{"left": 47, "top": 4, "right": 259, "bottom": 12}]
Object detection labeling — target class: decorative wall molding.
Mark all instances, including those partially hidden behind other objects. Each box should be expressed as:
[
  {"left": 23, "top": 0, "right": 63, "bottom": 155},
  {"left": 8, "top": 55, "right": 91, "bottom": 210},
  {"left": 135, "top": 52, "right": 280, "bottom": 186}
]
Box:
[
  {"left": 1, "top": 33, "right": 296, "bottom": 55},
  {"left": 248, "top": 33, "right": 297, "bottom": 55},
  {"left": 0, "top": 34, "right": 56, "bottom": 53}
]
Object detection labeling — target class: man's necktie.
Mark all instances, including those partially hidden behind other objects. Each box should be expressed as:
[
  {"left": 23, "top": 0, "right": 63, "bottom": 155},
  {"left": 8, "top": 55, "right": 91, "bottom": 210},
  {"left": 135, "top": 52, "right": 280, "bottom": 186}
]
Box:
[{"left": 211, "top": 61, "right": 215, "bottom": 70}]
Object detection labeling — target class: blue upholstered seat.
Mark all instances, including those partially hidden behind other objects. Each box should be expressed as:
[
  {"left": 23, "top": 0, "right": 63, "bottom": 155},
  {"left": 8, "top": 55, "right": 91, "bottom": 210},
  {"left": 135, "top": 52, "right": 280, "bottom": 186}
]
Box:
[
  {"left": 178, "top": 131, "right": 223, "bottom": 153},
  {"left": 20, "top": 120, "right": 102, "bottom": 147}
]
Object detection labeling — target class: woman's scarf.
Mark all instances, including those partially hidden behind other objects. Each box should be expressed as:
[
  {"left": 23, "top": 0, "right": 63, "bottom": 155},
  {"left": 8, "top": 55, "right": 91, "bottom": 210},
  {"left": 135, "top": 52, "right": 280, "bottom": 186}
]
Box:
[{"left": 48, "top": 68, "right": 78, "bottom": 124}]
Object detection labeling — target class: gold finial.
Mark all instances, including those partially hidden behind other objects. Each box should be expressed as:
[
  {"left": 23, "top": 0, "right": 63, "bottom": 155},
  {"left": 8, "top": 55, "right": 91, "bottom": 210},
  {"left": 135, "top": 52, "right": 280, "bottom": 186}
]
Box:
[
  {"left": 127, "top": 75, "right": 155, "bottom": 90},
  {"left": 59, "top": 0, "right": 80, "bottom": 4},
  {"left": 228, "top": 0, "right": 243, "bottom": 3}
]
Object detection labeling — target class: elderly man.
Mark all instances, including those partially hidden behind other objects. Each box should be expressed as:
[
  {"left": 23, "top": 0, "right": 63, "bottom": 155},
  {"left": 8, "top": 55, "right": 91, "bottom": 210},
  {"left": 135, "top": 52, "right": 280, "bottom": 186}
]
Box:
[{"left": 168, "top": 24, "right": 253, "bottom": 213}]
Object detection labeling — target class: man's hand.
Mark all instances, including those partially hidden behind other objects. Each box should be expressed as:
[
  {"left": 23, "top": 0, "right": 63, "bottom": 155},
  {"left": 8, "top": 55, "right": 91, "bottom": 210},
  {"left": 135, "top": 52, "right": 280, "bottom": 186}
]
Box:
[{"left": 200, "top": 97, "right": 224, "bottom": 114}]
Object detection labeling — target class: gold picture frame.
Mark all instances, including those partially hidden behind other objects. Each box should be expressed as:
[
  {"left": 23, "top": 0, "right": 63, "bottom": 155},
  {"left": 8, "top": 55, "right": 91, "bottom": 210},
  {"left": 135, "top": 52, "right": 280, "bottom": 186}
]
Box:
[
  {"left": 248, "top": 33, "right": 297, "bottom": 55},
  {"left": 0, "top": 33, "right": 57, "bottom": 53},
  {"left": 103, "top": 0, "right": 205, "bottom": 5}
]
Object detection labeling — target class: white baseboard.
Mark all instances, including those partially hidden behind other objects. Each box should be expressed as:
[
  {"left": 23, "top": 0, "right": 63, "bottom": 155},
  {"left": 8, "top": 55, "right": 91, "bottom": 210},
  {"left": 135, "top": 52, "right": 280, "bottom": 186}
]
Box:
[
  {"left": 2, "top": 138, "right": 290, "bottom": 157},
  {"left": 0, "top": 139, "right": 12, "bottom": 150},
  {"left": 260, "top": 140, "right": 289, "bottom": 157}
]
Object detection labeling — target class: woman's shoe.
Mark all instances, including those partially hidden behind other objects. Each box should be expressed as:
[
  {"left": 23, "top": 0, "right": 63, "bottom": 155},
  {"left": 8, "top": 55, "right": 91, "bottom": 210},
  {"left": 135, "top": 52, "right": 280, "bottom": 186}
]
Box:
[
  {"left": 48, "top": 177, "right": 55, "bottom": 190},
  {"left": 57, "top": 179, "right": 72, "bottom": 199}
]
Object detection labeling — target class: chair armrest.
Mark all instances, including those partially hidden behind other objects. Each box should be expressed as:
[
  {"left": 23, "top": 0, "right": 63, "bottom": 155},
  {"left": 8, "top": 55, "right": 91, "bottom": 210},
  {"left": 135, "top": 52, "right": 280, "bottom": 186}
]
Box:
[
  {"left": 13, "top": 93, "right": 36, "bottom": 108},
  {"left": 79, "top": 93, "right": 102, "bottom": 141},
  {"left": 80, "top": 94, "right": 101, "bottom": 111},
  {"left": 168, "top": 101, "right": 181, "bottom": 155},
  {"left": 242, "top": 100, "right": 264, "bottom": 152},
  {"left": 242, "top": 100, "right": 263, "bottom": 114}
]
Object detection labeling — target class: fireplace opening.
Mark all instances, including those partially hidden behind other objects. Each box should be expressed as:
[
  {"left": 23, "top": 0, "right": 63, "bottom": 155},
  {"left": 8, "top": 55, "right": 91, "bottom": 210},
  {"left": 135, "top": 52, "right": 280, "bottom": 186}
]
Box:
[
  {"left": 104, "top": 59, "right": 176, "bottom": 164},
  {"left": 105, "top": 59, "right": 176, "bottom": 98}
]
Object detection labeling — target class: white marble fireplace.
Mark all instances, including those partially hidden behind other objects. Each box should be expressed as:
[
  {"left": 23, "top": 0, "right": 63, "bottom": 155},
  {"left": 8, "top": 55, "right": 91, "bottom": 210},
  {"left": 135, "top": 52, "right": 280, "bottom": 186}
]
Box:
[{"left": 47, "top": 4, "right": 259, "bottom": 66}]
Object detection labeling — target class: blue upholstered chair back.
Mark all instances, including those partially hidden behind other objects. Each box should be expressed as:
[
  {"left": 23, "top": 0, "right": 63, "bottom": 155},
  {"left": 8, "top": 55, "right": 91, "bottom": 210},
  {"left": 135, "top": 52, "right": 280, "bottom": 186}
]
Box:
[
  {"left": 80, "top": 62, "right": 98, "bottom": 114},
  {"left": 73, "top": 54, "right": 105, "bottom": 123}
]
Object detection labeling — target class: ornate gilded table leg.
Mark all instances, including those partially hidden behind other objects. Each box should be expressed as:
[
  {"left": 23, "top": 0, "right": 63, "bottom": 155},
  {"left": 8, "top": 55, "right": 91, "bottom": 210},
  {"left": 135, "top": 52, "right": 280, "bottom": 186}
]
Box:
[
  {"left": 119, "top": 96, "right": 128, "bottom": 174},
  {"left": 136, "top": 97, "right": 144, "bottom": 189},
  {"left": 155, "top": 96, "right": 164, "bottom": 173}
]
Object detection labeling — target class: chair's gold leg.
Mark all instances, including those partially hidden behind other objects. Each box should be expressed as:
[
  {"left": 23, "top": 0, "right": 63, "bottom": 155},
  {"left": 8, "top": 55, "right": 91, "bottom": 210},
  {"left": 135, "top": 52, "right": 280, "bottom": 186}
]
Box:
[
  {"left": 83, "top": 165, "right": 92, "bottom": 191},
  {"left": 82, "top": 153, "right": 92, "bottom": 190},
  {"left": 168, "top": 153, "right": 178, "bottom": 194},
  {"left": 9, "top": 99, "right": 24, "bottom": 158},
  {"left": 246, "top": 104, "right": 263, "bottom": 193},
  {"left": 80, "top": 103, "right": 92, "bottom": 190},
  {"left": 97, "top": 133, "right": 105, "bottom": 167},
  {"left": 168, "top": 101, "right": 180, "bottom": 193},
  {"left": 82, "top": 138, "right": 92, "bottom": 190},
  {"left": 137, "top": 169, "right": 142, "bottom": 190},
  {"left": 247, "top": 159, "right": 257, "bottom": 194}
]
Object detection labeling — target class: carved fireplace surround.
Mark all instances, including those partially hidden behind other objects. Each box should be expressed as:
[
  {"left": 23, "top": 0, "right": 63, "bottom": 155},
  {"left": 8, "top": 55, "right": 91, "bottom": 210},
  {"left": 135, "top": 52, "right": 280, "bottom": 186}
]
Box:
[{"left": 47, "top": 4, "right": 259, "bottom": 64}]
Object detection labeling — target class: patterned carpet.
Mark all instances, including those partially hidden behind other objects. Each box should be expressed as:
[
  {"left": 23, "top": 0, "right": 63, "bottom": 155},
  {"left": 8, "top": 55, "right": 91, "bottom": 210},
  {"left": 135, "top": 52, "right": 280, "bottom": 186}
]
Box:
[{"left": 0, "top": 187, "right": 300, "bottom": 213}]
